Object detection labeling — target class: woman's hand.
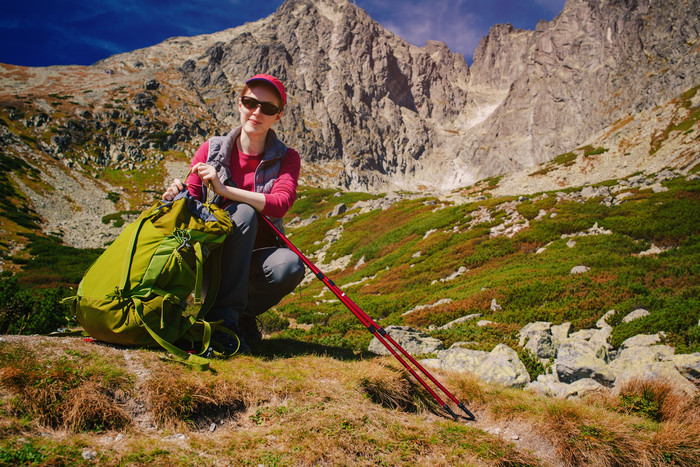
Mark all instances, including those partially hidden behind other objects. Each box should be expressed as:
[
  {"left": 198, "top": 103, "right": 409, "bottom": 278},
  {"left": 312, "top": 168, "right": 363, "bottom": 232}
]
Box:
[
  {"left": 162, "top": 179, "right": 184, "bottom": 201},
  {"left": 192, "top": 163, "right": 223, "bottom": 195}
]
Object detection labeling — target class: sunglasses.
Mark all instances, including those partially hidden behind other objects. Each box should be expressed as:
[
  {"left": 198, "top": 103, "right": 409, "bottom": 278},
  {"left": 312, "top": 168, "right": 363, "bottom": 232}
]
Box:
[{"left": 240, "top": 95, "right": 281, "bottom": 116}]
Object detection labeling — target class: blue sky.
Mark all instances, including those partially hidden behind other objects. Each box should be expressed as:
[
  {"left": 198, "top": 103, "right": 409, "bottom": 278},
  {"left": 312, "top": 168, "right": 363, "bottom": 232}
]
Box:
[{"left": 0, "top": 0, "right": 566, "bottom": 67}]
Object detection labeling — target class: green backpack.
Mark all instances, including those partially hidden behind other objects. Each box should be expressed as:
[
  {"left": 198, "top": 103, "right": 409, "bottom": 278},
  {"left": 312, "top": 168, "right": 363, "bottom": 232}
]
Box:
[{"left": 67, "top": 190, "right": 234, "bottom": 369}]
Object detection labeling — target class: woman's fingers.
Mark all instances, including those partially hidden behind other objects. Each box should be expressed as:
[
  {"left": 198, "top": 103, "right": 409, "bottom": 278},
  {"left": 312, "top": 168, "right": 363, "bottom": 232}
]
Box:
[{"left": 162, "top": 178, "right": 184, "bottom": 200}]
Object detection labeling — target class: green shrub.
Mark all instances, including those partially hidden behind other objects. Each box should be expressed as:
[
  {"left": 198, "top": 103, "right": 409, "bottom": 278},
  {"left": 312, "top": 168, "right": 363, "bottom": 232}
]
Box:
[
  {"left": 101, "top": 210, "right": 139, "bottom": 228},
  {"left": 12, "top": 233, "right": 103, "bottom": 288},
  {"left": 106, "top": 191, "right": 120, "bottom": 203},
  {"left": 258, "top": 310, "right": 290, "bottom": 333},
  {"left": 517, "top": 348, "right": 546, "bottom": 381},
  {"left": 0, "top": 274, "right": 71, "bottom": 335},
  {"left": 0, "top": 441, "right": 46, "bottom": 465}
]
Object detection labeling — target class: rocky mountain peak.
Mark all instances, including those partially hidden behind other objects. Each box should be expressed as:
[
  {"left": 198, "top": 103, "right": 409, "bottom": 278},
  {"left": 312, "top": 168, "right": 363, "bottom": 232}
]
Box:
[{"left": 0, "top": 0, "right": 697, "bottom": 226}]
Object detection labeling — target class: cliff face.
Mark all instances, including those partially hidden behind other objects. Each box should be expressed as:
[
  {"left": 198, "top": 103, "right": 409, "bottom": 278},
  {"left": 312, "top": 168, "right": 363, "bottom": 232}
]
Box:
[
  {"left": 167, "top": 0, "right": 473, "bottom": 190},
  {"left": 0, "top": 0, "right": 698, "bottom": 199},
  {"left": 457, "top": 0, "right": 700, "bottom": 183}
]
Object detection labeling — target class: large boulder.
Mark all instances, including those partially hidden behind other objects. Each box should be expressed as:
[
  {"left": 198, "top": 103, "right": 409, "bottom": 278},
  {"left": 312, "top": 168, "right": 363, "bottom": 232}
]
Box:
[
  {"left": 671, "top": 353, "right": 700, "bottom": 386},
  {"left": 423, "top": 344, "right": 530, "bottom": 388},
  {"left": 526, "top": 373, "right": 605, "bottom": 399},
  {"left": 619, "top": 333, "right": 665, "bottom": 350},
  {"left": 367, "top": 326, "right": 444, "bottom": 356},
  {"left": 555, "top": 338, "right": 615, "bottom": 386},
  {"left": 519, "top": 321, "right": 556, "bottom": 359},
  {"left": 610, "top": 344, "right": 697, "bottom": 395}
]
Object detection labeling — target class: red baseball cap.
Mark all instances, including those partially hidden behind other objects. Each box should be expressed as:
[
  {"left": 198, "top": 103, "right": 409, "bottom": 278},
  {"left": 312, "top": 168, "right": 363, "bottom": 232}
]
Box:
[{"left": 246, "top": 74, "right": 286, "bottom": 108}]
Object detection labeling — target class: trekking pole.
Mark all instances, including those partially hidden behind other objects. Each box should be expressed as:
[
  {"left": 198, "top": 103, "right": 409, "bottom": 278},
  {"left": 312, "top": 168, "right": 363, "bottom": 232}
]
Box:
[{"left": 261, "top": 216, "right": 475, "bottom": 421}]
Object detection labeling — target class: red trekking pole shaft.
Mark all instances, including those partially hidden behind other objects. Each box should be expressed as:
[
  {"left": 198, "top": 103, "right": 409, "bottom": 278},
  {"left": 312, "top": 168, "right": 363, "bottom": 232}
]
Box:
[{"left": 262, "top": 216, "right": 475, "bottom": 421}]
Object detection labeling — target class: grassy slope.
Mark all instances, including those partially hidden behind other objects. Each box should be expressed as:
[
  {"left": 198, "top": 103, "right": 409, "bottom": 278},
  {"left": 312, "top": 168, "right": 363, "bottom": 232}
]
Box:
[
  {"left": 1, "top": 335, "right": 699, "bottom": 466},
  {"left": 272, "top": 177, "right": 700, "bottom": 355},
  {"left": 0, "top": 173, "right": 699, "bottom": 465}
]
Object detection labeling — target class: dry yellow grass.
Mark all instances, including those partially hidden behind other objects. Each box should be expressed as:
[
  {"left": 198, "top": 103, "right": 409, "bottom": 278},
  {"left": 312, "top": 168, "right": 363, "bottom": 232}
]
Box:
[{"left": 1, "top": 336, "right": 699, "bottom": 466}]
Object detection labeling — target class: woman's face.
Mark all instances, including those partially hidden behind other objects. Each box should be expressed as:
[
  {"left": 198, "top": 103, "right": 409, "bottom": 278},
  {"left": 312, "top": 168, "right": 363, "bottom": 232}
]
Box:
[{"left": 238, "top": 85, "right": 283, "bottom": 137}]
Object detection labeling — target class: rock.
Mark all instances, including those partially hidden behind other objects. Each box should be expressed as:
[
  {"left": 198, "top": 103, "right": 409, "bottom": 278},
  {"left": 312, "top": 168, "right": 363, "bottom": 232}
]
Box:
[
  {"left": 622, "top": 308, "right": 650, "bottom": 323},
  {"left": 144, "top": 79, "right": 160, "bottom": 91},
  {"left": 611, "top": 345, "right": 696, "bottom": 395},
  {"left": 474, "top": 344, "right": 531, "bottom": 388},
  {"left": 403, "top": 298, "right": 453, "bottom": 317},
  {"left": 671, "top": 353, "right": 700, "bottom": 385},
  {"left": 428, "top": 344, "right": 530, "bottom": 388},
  {"left": 550, "top": 323, "right": 571, "bottom": 346},
  {"left": 490, "top": 298, "right": 502, "bottom": 312},
  {"left": 477, "top": 320, "right": 494, "bottom": 327},
  {"left": 581, "top": 186, "right": 611, "bottom": 199},
  {"left": 132, "top": 92, "right": 157, "bottom": 111},
  {"left": 181, "top": 59, "right": 196, "bottom": 72},
  {"left": 560, "top": 378, "right": 607, "bottom": 398},
  {"left": 326, "top": 203, "right": 347, "bottom": 217},
  {"left": 596, "top": 310, "right": 615, "bottom": 329},
  {"left": 438, "top": 313, "right": 481, "bottom": 330},
  {"left": 299, "top": 214, "right": 319, "bottom": 227},
  {"left": 82, "top": 450, "right": 97, "bottom": 461},
  {"left": 367, "top": 326, "right": 443, "bottom": 356},
  {"left": 526, "top": 374, "right": 605, "bottom": 399},
  {"left": 519, "top": 322, "right": 557, "bottom": 359},
  {"left": 619, "top": 333, "right": 665, "bottom": 350},
  {"left": 637, "top": 244, "right": 668, "bottom": 256},
  {"left": 440, "top": 266, "right": 468, "bottom": 282},
  {"left": 570, "top": 265, "right": 590, "bottom": 274},
  {"left": 519, "top": 322, "right": 552, "bottom": 347},
  {"left": 527, "top": 333, "right": 556, "bottom": 359},
  {"left": 555, "top": 339, "right": 615, "bottom": 386}
]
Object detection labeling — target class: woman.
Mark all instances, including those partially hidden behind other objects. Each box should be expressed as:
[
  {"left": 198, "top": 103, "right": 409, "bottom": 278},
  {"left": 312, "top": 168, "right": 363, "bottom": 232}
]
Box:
[{"left": 163, "top": 74, "right": 304, "bottom": 354}]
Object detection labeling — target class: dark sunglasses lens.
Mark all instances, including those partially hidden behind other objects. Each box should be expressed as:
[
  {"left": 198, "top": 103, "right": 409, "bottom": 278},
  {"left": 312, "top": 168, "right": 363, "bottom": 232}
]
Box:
[
  {"left": 241, "top": 96, "right": 279, "bottom": 115},
  {"left": 260, "top": 102, "right": 280, "bottom": 115}
]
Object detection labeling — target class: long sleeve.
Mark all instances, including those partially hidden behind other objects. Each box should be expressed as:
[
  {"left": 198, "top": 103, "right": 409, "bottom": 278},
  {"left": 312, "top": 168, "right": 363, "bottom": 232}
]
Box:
[
  {"left": 185, "top": 141, "right": 209, "bottom": 201},
  {"left": 260, "top": 148, "right": 301, "bottom": 218}
]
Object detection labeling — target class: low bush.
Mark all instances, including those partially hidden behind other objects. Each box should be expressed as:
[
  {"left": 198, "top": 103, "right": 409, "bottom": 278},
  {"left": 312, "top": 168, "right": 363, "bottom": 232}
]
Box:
[
  {"left": 0, "top": 274, "right": 71, "bottom": 335},
  {"left": 11, "top": 233, "right": 102, "bottom": 288}
]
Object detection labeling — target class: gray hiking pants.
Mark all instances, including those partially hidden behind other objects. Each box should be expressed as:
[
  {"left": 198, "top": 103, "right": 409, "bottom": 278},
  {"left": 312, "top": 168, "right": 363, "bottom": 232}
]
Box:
[{"left": 206, "top": 202, "right": 305, "bottom": 327}]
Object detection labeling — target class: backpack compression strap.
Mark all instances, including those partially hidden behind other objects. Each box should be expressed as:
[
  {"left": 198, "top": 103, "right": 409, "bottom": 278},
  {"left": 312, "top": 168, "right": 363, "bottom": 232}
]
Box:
[{"left": 132, "top": 297, "right": 213, "bottom": 371}]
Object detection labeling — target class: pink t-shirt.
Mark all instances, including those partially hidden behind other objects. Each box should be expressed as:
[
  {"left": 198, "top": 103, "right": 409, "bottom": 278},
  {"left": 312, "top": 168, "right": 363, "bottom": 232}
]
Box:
[{"left": 185, "top": 140, "right": 300, "bottom": 219}]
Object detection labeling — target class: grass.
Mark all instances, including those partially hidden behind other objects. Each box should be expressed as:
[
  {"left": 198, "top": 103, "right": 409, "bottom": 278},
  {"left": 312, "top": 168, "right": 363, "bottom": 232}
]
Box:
[
  {"left": 0, "top": 169, "right": 698, "bottom": 464},
  {"left": 1, "top": 338, "right": 698, "bottom": 465},
  {"left": 650, "top": 85, "right": 700, "bottom": 155},
  {"left": 272, "top": 173, "right": 700, "bottom": 355}
]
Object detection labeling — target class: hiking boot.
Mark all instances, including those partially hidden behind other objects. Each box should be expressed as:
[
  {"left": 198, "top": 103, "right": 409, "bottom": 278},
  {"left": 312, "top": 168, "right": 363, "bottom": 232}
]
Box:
[
  {"left": 238, "top": 314, "right": 263, "bottom": 348},
  {"left": 212, "top": 326, "right": 250, "bottom": 355}
]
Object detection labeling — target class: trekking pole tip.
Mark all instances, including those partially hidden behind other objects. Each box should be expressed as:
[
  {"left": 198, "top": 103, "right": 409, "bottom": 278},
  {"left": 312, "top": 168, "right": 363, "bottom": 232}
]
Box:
[
  {"left": 458, "top": 402, "right": 476, "bottom": 421},
  {"left": 443, "top": 404, "right": 458, "bottom": 421}
]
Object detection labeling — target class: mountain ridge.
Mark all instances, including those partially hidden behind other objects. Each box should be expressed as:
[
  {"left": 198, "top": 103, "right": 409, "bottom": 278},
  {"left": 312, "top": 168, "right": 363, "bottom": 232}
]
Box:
[{"left": 0, "top": 0, "right": 698, "bottom": 252}]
